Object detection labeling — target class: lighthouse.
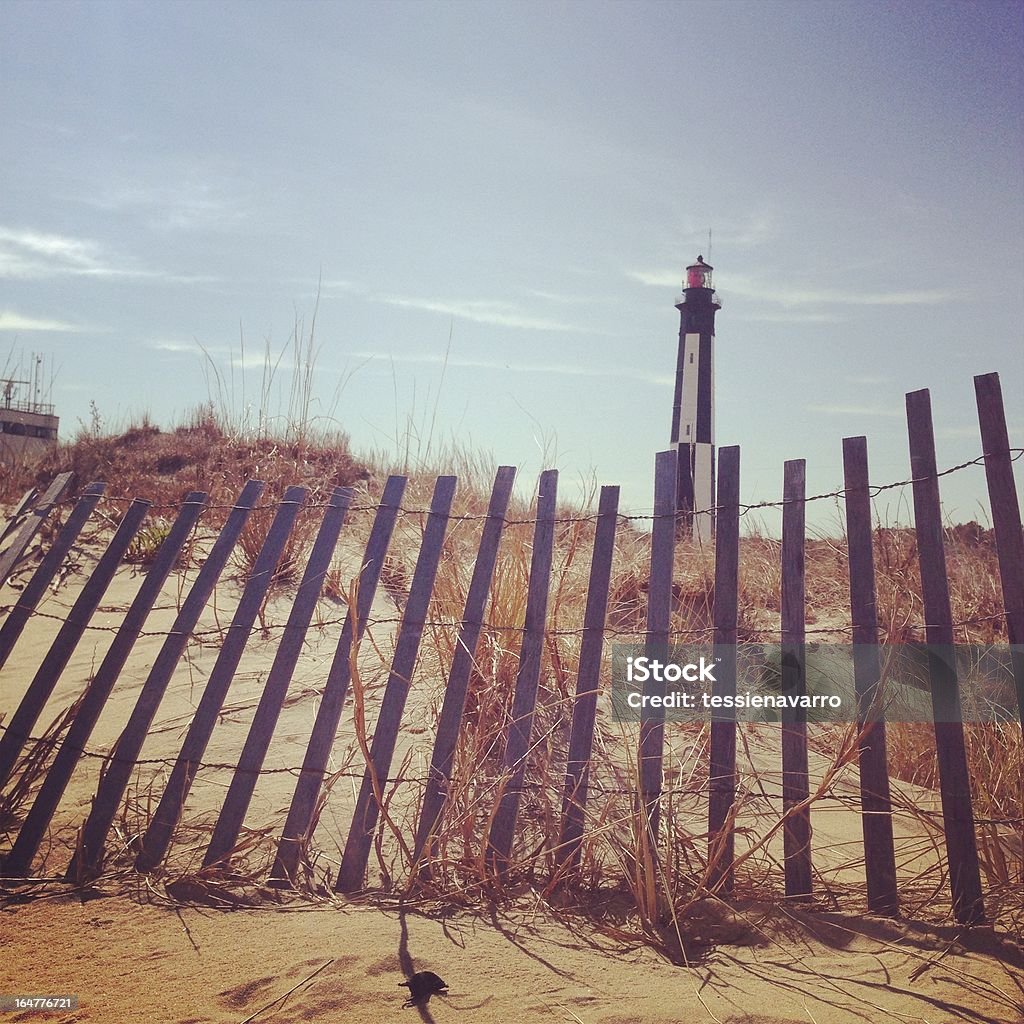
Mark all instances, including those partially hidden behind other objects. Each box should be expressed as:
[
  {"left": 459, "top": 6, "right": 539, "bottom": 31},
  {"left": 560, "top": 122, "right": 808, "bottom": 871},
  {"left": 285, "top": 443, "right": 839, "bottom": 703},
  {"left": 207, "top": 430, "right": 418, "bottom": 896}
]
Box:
[{"left": 670, "top": 256, "right": 720, "bottom": 541}]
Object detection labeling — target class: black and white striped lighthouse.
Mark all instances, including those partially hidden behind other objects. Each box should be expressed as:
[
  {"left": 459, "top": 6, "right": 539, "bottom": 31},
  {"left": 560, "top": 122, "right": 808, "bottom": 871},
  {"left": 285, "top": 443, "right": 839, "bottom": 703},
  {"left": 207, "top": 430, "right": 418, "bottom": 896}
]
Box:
[{"left": 670, "top": 255, "right": 721, "bottom": 541}]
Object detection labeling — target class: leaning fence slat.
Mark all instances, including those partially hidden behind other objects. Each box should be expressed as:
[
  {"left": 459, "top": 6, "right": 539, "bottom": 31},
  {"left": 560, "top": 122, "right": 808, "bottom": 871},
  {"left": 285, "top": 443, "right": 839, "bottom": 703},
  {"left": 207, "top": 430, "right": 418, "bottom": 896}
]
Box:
[
  {"left": 638, "top": 450, "right": 677, "bottom": 842},
  {"left": 974, "top": 372, "right": 1024, "bottom": 728},
  {"left": 203, "top": 487, "right": 353, "bottom": 869},
  {"left": 0, "top": 471, "right": 74, "bottom": 587},
  {"left": 413, "top": 466, "right": 517, "bottom": 872},
  {"left": 5, "top": 493, "right": 208, "bottom": 877},
  {"left": 906, "top": 388, "right": 985, "bottom": 925},
  {"left": 488, "top": 469, "right": 559, "bottom": 872},
  {"left": 557, "top": 485, "right": 620, "bottom": 871},
  {"left": 135, "top": 486, "right": 309, "bottom": 872},
  {"left": 1, "top": 487, "right": 39, "bottom": 545},
  {"left": 842, "top": 436, "right": 898, "bottom": 916},
  {"left": 0, "top": 498, "right": 150, "bottom": 788},
  {"left": 270, "top": 475, "right": 407, "bottom": 886},
  {"left": 66, "top": 479, "right": 264, "bottom": 880},
  {"left": 781, "top": 459, "right": 812, "bottom": 899},
  {"left": 336, "top": 476, "right": 457, "bottom": 892},
  {"left": 0, "top": 481, "right": 104, "bottom": 671},
  {"left": 708, "top": 445, "right": 740, "bottom": 892}
]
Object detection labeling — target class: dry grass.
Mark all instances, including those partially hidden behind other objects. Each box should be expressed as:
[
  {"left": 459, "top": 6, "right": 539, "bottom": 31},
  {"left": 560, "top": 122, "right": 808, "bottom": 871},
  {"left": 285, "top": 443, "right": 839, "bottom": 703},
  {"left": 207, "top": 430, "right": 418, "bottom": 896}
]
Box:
[{"left": 1, "top": 400, "right": 1020, "bottom": 956}]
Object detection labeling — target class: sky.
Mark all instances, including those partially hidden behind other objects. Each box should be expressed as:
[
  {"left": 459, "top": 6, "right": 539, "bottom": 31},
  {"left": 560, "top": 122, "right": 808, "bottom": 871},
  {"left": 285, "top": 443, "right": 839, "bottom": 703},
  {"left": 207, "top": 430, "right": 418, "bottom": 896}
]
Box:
[{"left": 2, "top": 0, "right": 1022, "bottom": 532}]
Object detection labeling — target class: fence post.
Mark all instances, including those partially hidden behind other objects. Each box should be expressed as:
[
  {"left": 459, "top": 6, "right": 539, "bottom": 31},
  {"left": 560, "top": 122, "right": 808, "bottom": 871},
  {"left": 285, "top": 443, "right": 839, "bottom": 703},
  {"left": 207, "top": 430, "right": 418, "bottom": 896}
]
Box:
[
  {"left": 781, "top": 459, "right": 812, "bottom": 899},
  {"left": 5, "top": 493, "right": 208, "bottom": 877},
  {"left": 65, "top": 479, "right": 264, "bottom": 881},
  {"left": 557, "top": 485, "right": 620, "bottom": 872},
  {"left": 638, "top": 450, "right": 677, "bottom": 842},
  {"left": 336, "top": 476, "right": 457, "bottom": 892},
  {"left": 708, "top": 445, "right": 740, "bottom": 892},
  {"left": 0, "top": 471, "right": 74, "bottom": 588},
  {"left": 0, "top": 497, "right": 150, "bottom": 788},
  {"left": 974, "top": 372, "right": 1024, "bottom": 728},
  {"left": 203, "top": 486, "right": 354, "bottom": 869},
  {"left": 842, "top": 436, "right": 899, "bottom": 915},
  {"left": 134, "top": 486, "right": 309, "bottom": 872},
  {"left": 487, "top": 471, "right": 558, "bottom": 873},
  {"left": 413, "top": 466, "right": 516, "bottom": 875},
  {"left": 270, "top": 475, "right": 407, "bottom": 886},
  {"left": 0, "top": 482, "right": 105, "bottom": 671},
  {"left": 906, "top": 388, "right": 985, "bottom": 925}
]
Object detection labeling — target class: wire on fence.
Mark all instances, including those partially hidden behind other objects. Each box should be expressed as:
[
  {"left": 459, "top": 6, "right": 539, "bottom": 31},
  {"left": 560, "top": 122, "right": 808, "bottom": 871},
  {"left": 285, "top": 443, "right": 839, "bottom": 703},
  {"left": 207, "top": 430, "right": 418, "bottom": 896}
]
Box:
[{"left": 12, "top": 449, "right": 1021, "bottom": 524}]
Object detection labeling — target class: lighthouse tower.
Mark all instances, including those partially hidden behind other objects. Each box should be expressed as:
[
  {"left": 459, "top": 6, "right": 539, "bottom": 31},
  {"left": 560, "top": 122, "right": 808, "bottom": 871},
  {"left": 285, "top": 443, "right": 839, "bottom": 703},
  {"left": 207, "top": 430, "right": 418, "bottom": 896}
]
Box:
[{"left": 670, "top": 256, "right": 721, "bottom": 541}]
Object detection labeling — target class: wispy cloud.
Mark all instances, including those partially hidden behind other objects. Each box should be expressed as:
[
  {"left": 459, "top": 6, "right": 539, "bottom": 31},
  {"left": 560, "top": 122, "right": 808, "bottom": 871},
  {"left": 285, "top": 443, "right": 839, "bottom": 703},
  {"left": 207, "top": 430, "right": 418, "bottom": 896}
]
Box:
[
  {"left": 70, "top": 169, "right": 250, "bottom": 232},
  {"left": 806, "top": 403, "right": 902, "bottom": 418},
  {"left": 625, "top": 267, "right": 949, "bottom": 312},
  {"left": 0, "top": 310, "right": 84, "bottom": 332},
  {"left": 352, "top": 350, "right": 673, "bottom": 386},
  {"left": 0, "top": 226, "right": 214, "bottom": 283},
  {"left": 378, "top": 295, "right": 592, "bottom": 332},
  {"left": 732, "top": 311, "right": 843, "bottom": 324}
]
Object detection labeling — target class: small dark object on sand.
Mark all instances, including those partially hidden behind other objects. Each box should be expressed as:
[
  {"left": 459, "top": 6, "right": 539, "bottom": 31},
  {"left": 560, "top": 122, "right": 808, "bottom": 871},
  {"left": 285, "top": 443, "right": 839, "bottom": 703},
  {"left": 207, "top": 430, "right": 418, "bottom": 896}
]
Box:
[{"left": 399, "top": 970, "right": 448, "bottom": 1007}]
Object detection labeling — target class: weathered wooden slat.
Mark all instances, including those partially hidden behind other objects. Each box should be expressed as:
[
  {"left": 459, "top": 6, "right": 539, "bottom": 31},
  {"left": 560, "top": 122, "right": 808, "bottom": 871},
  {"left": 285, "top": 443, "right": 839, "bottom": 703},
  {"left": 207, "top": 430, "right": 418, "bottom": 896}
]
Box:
[
  {"left": 487, "top": 470, "right": 559, "bottom": 873},
  {"left": 135, "top": 486, "right": 309, "bottom": 871},
  {"left": 842, "top": 436, "right": 899, "bottom": 916},
  {"left": 5, "top": 493, "right": 207, "bottom": 876},
  {"left": 1, "top": 487, "right": 39, "bottom": 545},
  {"left": 781, "top": 459, "right": 812, "bottom": 898},
  {"left": 412, "top": 466, "right": 517, "bottom": 872},
  {"left": 65, "top": 479, "right": 264, "bottom": 880},
  {"left": 708, "top": 445, "right": 740, "bottom": 892},
  {"left": 974, "top": 372, "right": 1024, "bottom": 727},
  {"left": 638, "top": 450, "right": 677, "bottom": 842},
  {"left": 557, "top": 485, "right": 620, "bottom": 871},
  {"left": 0, "top": 481, "right": 104, "bottom": 671},
  {"left": 203, "top": 487, "right": 353, "bottom": 869},
  {"left": 906, "top": 388, "right": 985, "bottom": 925},
  {"left": 0, "top": 472, "right": 74, "bottom": 587},
  {"left": 336, "top": 476, "right": 457, "bottom": 892},
  {"left": 270, "top": 475, "right": 407, "bottom": 886},
  {"left": 0, "top": 498, "right": 150, "bottom": 788}
]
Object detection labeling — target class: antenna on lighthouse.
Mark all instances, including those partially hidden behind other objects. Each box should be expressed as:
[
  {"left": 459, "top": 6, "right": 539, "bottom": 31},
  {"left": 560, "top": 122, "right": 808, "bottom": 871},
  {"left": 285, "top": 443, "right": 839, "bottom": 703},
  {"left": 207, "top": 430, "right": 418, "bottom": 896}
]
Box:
[{"left": 707, "top": 228, "right": 712, "bottom": 264}]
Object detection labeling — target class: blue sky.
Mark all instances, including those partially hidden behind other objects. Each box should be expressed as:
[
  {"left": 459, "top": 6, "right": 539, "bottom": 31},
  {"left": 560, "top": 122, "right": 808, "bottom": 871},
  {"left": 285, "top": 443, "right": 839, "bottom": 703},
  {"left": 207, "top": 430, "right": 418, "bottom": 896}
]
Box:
[{"left": 2, "top": 0, "right": 1022, "bottom": 530}]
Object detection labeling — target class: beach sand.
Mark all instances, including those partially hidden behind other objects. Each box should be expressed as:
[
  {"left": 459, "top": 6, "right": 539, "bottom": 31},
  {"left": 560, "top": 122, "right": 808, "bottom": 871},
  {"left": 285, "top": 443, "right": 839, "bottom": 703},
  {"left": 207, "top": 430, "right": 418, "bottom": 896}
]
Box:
[{"left": 2, "top": 526, "right": 1022, "bottom": 1024}]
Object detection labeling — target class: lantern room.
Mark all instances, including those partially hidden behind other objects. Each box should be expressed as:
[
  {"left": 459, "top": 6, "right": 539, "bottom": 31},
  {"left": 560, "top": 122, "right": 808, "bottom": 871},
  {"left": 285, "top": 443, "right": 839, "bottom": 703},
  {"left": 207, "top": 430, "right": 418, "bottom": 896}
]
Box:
[{"left": 685, "top": 255, "right": 713, "bottom": 290}]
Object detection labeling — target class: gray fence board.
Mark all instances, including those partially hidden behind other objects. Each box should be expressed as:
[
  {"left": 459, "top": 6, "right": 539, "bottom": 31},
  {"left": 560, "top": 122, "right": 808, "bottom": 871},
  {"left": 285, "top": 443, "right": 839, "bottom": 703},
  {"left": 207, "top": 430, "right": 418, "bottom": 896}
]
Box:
[
  {"left": 0, "top": 497, "right": 150, "bottom": 787},
  {"left": 781, "top": 459, "right": 812, "bottom": 899},
  {"left": 204, "top": 486, "right": 353, "bottom": 869},
  {"left": 5, "top": 493, "right": 207, "bottom": 876},
  {"left": 557, "top": 485, "right": 620, "bottom": 871},
  {"left": 0, "top": 481, "right": 104, "bottom": 671},
  {"left": 842, "top": 436, "right": 898, "bottom": 915},
  {"left": 413, "top": 466, "right": 516, "bottom": 873},
  {"left": 638, "top": 450, "right": 677, "bottom": 842},
  {"left": 906, "top": 388, "right": 984, "bottom": 925},
  {"left": 488, "top": 469, "right": 559, "bottom": 872},
  {"left": 270, "top": 475, "right": 407, "bottom": 886},
  {"left": 974, "top": 372, "right": 1024, "bottom": 727},
  {"left": 135, "top": 486, "right": 309, "bottom": 871},
  {"left": 0, "top": 472, "right": 74, "bottom": 587},
  {"left": 66, "top": 479, "right": 264, "bottom": 880},
  {"left": 336, "top": 476, "right": 457, "bottom": 892},
  {"left": 708, "top": 445, "right": 740, "bottom": 892}
]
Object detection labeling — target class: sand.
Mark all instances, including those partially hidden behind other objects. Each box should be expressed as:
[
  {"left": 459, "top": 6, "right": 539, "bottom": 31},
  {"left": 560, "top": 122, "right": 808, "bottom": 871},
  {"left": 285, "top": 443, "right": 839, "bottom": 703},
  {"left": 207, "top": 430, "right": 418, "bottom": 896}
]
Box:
[{"left": 2, "top": 520, "right": 1023, "bottom": 1024}]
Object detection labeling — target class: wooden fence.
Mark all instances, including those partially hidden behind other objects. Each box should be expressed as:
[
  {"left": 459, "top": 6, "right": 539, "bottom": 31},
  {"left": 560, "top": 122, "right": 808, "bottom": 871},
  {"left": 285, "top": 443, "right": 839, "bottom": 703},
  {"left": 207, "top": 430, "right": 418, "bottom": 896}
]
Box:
[{"left": 0, "top": 372, "right": 1021, "bottom": 926}]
